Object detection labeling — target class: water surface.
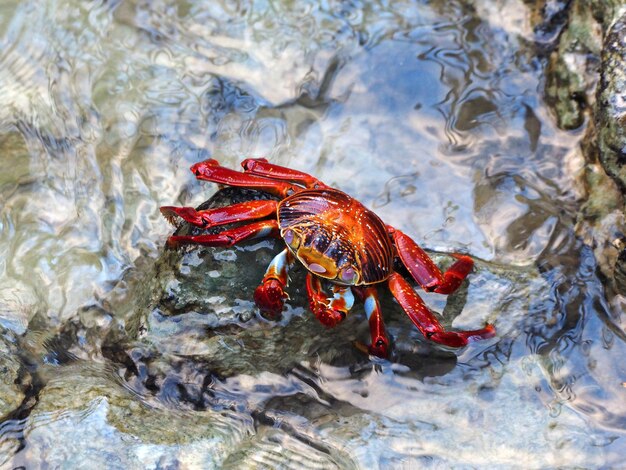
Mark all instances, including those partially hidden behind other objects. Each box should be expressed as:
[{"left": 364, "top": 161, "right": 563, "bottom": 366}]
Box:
[{"left": 0, "top": 0, "right": 624, "bottom": 467}]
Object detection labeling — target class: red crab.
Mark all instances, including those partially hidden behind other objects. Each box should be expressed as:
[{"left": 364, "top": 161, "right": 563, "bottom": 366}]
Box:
[{"left": 160, "top": 158, "right": 495, "bottom": 358}]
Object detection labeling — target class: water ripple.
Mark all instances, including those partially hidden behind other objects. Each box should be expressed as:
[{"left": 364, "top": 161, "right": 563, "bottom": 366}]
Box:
[{"left": 0, "top": 0, "right": 624, "bottom": 467}]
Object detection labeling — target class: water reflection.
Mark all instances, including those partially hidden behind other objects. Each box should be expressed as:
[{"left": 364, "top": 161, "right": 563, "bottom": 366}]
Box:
[{"left": 0, "top": 0, "right": 624, "bottom": 467}]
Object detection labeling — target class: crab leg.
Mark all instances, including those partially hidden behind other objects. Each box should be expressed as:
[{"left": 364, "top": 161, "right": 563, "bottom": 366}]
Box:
[
  {"left": 305, "top": 273, "right": 354, "bottom": 327},
  {"left": 190, "top": 159, "right": 296, "bottom": 197},
  {"left": 241, "top": 158, "right": 329, "bottom": 189},
  {"left": 390, "top": 227, "right": 473, "bottom": 294},
  {"left": 160, "top": 200, "right": 278, "bottom": 228},
  {"left": 166, "top": 220, "right": 280, "bottom": 248},
  {"left": 388, "top": 272, "right": 495, "bottom": 348},
  {"left": 254, "top": 248, "right": 295, "bottom": 317},
  {"left": 353, "top": 286, "right": 390, "bottom": 358}
]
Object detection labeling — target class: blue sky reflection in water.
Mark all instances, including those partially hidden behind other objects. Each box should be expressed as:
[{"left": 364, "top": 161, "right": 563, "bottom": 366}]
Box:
[{"left": 0, "top": 0, "right": 624, "bottom": 467}]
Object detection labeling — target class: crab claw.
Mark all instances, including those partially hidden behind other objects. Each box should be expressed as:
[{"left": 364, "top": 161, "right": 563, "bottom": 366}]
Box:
[
  {"left": 254, "top": 278, "right": 288, "bottom": 318},
  {"left": 305, "top": 274, "right": 351, "bottom": 327},
  {"left": 309, "top": 302, "right": 346, "bottom": 328}
]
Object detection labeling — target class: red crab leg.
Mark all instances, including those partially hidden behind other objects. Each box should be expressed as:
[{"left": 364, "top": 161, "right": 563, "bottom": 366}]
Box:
[
  {"left": 190, "top": 159, "right": 297, "bottom": 198},
  {"left": 305, "top": 273, "right": 354, "bottom": 327},
  {"left": 160, "top": 200, "right": 278, "bottom": 228},
  {"left": 254, "top": 248, "right": 295, "bottom": 318},
  {"left": 166, "top": 220, "right": 280, "bottom": 248},
  {"left": 353, "top": 286, "right": 390, "bottom": 358},
  {"left": 390, "top": 227, "right": 473, "bottom": 294},
  {"left": 388, "top": 272, "right": 495, "bottom": 348},
  {"left": 241, "top": 158, "right": 329, "bottom": 189}
]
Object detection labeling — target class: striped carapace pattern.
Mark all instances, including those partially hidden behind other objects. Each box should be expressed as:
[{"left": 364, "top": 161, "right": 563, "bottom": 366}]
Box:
[{"left": 278, "top": 188, "right": 394, "bottom": 285}]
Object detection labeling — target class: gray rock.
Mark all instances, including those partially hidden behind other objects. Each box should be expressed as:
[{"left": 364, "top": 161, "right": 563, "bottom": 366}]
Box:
[
  {"left": 598, "top": 10, "right": 626, "bottom": 192},
  {"left": 532, "top": 1, "right": 626, "bottom": 293}
]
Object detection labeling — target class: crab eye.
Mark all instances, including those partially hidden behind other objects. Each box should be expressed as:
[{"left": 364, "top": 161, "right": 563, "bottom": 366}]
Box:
[
  {"left": 339, "top": 266, "right": 357, "bottom": 284},
  {"left": 284, "top": 229, "right": 300, "bottom": 249}
]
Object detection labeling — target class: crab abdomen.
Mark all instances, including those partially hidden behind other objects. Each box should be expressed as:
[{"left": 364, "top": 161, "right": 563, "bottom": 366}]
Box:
[{"left": 277, "top": 188, "right": 394, "bottom": 285}]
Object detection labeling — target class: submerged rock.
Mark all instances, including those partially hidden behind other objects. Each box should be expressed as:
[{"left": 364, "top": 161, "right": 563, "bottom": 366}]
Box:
[
  {"left": 9, "top": 364, "right": 256, "bottom": 469},
  {"left": 0, "top": 330, "right": 26, "bottom": 419},
  {"left": 0, "top": 329, "right": 30, "bottom": 466}
]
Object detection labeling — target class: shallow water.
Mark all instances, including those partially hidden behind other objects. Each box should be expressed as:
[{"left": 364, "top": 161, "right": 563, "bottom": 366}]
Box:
[{"left": 0, "top": 0, "right": 625, "bottom": 467}]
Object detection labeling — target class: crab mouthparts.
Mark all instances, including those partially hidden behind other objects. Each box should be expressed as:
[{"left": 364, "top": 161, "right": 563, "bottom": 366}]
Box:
[{"left": 297, "top": 248, "right": 337, "bottom": 277}]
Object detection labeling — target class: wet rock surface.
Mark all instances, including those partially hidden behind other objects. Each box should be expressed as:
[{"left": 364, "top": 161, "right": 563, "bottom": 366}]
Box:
[
  {"left": 533, "top": 0, "right": 626, "bottom": 294},
  {"left": 599, "top": 11, "right": 626, "bottom": 192}
]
